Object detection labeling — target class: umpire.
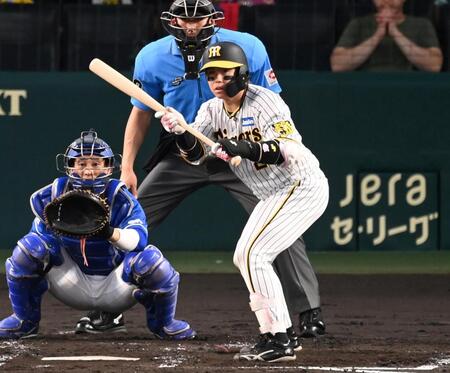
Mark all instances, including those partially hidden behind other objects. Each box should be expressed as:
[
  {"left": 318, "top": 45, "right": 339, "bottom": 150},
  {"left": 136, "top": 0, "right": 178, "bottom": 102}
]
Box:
[{"left": 75, "top": 0, "right": 325, "bottom": 339}]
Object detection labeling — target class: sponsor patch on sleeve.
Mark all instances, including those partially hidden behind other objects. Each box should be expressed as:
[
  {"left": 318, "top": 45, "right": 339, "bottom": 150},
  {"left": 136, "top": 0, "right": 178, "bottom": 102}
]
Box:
[
  {"left": 273, "top": 120, "right": 294, "bottom": 136},
  {"left": 264, "top": 69, "right": 278, "bottom": 86}
]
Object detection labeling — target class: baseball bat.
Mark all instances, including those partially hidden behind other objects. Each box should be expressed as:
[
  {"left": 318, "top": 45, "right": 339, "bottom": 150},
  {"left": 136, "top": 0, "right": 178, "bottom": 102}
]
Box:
[{"left": 88, "top": 58, "right": 242, "bottom": 166}]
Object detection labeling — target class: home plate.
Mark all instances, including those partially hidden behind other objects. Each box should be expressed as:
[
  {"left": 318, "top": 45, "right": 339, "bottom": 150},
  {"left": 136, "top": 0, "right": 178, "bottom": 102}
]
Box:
[{"left": 42, "top": 356, "right": 140, "bottom": 361}]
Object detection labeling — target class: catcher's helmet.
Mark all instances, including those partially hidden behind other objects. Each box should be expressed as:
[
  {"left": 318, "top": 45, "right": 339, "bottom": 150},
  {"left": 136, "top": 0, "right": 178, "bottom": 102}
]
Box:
[
  {"left": 200, "top": 42, "right": 249, "bottom": 97},
  {"left": 56, "top": 130, "right": 121, "bottom": 193},
  {"left": 161, "top": 0, "right": 224, "bottom": 43}
]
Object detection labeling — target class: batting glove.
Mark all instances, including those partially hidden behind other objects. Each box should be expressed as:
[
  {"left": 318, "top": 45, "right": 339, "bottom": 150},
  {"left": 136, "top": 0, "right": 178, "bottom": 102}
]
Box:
[
  {"left": 155, "top": 107, "right": 186, "bottom": 135},
  {"left": 210, "top": 143, "right": 231, "bottom": 162}
]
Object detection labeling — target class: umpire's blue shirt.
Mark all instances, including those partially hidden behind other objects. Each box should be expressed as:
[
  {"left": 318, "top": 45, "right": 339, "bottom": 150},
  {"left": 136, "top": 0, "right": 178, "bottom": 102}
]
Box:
[{"left": 131, "top": 28, "right": 282, "bottom": 123}]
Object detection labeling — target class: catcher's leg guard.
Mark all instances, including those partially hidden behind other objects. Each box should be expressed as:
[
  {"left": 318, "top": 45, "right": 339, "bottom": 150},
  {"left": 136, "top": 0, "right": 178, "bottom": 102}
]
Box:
[
  {"left": 0, "top": 234, "right": 49, "bottom": 339},
  {"left": 131, "top": 245, "right": 196, "bottom": 340}
]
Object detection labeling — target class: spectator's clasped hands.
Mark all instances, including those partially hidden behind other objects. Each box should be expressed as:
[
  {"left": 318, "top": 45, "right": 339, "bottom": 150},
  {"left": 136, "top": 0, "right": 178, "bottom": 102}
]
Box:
[{"left": 375, "top": 6, "right": 403, "bottom": 38}]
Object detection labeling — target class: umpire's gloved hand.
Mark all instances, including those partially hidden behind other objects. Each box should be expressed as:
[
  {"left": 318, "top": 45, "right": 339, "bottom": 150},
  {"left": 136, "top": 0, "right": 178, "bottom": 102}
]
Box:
[{"left": 155, "top": 107, "right": 186, "bottom": 135}]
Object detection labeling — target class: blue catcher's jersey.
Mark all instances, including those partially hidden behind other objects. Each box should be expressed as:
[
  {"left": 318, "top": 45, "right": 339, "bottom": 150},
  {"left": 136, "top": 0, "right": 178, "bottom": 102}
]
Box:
[
  {"left": 29, "top": 177, "right": 148, "bottom": 276},
  {"left": 131, "top": 28, "right": 282, "bottom": 123}
]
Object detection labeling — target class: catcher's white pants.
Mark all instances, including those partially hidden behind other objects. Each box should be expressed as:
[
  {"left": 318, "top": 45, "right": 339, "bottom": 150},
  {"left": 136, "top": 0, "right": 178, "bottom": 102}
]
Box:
[
  {"left": 46, "top": 248, "right": 137, "bottom": 313},
  {"left": 233, "top": 176, "right": 329, "bottom": 335}
]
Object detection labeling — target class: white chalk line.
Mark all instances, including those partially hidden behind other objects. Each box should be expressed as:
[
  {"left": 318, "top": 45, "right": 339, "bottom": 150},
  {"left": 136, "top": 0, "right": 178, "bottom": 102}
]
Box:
[
  {"left": 42, "top": 356, "right": 140, "bottom": 361},
  {"left": 235, "top": 366, "right": 437, "bottom": 372},
  {"left": 235, "top": 358, "right": 450, "bottom": 372}
]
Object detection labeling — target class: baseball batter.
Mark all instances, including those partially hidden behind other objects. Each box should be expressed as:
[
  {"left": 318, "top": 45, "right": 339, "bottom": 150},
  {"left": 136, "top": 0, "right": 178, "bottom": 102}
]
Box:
[
  {"left": 92, "top": 0, "right": 327, "bottom": 342},
  {"left": 0, "top": 130, "right": 195, "bottom": 340},
  {"left": 158, "top": 42, "right": 329, "bottom": 362}
]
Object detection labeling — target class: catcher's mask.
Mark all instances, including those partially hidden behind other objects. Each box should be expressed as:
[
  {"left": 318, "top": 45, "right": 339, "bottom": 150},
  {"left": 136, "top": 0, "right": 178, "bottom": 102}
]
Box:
[
  {"left": 200, "top": 42, "right": 249, "bottom": 97},
  {"left": 56, "top": 129, "right": 121, "bottom": 194}
]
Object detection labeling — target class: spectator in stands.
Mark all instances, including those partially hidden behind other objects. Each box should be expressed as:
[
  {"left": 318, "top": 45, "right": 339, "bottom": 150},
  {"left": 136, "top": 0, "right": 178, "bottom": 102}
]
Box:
[
  {"left": 91, "top": 0, "right": 133, "bottom": 5},
  {"left": 0, "top": 0, "right": 34, "bottom": 4},
  {"left": 330, "top": 0, "right": 443, "bottom": 72},
  {"left": 239, "top": 0, "right": 275, "bottom": 5}
]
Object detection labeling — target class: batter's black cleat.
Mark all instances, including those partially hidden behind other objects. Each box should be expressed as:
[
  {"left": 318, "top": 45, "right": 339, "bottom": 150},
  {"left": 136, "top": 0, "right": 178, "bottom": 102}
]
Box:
[
  {"left": 299, "top": 307, "right": 326, "bottom": 338},
  {"left": 287, "top": 326, "right": 302, "bottom": 351},
  {"left": 234, "top": 333, "right": 296, "bottom": 362},
  {"left": 75, "top": 311, "right": 126, "bottom": 334}
]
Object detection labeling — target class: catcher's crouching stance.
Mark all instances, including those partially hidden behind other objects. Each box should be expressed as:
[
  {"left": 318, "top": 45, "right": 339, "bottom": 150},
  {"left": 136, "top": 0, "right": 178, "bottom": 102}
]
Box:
[{"left": 0, "top": 130, "right": 196, "bottom": 340}]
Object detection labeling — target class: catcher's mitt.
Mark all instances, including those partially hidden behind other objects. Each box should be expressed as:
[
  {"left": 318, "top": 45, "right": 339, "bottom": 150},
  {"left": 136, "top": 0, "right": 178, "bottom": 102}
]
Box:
[{"left": 44, "top": 190, "right": 110, "bottom": 238}]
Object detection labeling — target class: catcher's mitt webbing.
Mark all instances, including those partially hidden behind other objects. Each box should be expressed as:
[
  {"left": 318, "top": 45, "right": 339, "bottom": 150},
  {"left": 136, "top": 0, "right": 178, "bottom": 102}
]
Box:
[{"left": 44, "top": 190, "right": 110, "bottom": 239}]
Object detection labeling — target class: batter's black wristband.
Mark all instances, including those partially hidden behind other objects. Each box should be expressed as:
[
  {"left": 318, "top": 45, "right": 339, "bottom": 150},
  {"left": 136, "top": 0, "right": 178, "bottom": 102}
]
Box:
[
  {"left": 176, "top": 132, "right": 204, "bottom": 162},
  {"left": 251, "top": 140, "right": 284, "bottom": 165},
  {"left": 245, "top": 141, "right": 262, "bottom": 161}
]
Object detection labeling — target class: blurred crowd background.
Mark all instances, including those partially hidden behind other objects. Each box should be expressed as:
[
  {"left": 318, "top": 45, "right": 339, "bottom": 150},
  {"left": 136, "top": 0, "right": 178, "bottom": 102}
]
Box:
[{"left": 1, "top": 0, "right": 449, "bottom": 72}]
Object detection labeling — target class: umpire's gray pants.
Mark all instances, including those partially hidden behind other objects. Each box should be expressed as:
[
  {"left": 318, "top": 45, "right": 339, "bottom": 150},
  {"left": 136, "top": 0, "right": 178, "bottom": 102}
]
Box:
[{"left": 138, "top": 153, "right": 320, "bottom": 315}]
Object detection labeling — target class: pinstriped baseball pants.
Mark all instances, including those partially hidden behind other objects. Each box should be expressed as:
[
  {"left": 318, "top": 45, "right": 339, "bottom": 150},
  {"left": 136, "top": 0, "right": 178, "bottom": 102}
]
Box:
[{"left": 233, "top": 176, "right": 329, "bottom": 333}]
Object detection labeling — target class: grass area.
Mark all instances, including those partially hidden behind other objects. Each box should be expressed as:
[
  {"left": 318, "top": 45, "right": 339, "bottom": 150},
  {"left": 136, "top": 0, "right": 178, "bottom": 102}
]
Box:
[
  {"left": 164, "top": 251, "right": 450, "bottom": 274},
  {"left": 1, "top": 250, "right": 449, "bottom": 274},
  {"left": 305, "top": 251, "right": 450, "bottom": 274}
]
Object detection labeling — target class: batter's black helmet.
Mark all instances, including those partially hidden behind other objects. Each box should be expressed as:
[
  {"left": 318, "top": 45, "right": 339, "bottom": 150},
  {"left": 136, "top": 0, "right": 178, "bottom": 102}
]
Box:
[
  {"left": 161, "top": 0, "right": 224, "bottom": 42},
  {"left": 200, "top": 42, "right": 249, "bottom": 97}
]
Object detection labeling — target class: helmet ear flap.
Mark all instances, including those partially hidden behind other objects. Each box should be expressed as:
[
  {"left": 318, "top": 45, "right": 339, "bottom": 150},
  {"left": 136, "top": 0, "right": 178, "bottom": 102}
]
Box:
[
  {"left": 235, "top": 71, "right": 248, "bottom": 90},
  {"left": 224, "top": 69, "right": 248, "bottom": 98},
  {"left": 238, "top": 65, "right": 249, "bottom": 84}
]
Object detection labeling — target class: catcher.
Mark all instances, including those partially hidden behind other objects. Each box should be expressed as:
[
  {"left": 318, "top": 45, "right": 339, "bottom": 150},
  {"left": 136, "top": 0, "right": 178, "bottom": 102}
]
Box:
[{"left": 0, "top": 129, "right": 196, "bottom": 340}]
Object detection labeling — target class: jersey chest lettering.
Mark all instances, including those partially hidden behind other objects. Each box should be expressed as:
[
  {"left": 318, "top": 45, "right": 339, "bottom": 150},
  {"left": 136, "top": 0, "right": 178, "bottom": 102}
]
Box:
[{"left": 214, "top": 127, "right": 262, "bottom": 142}]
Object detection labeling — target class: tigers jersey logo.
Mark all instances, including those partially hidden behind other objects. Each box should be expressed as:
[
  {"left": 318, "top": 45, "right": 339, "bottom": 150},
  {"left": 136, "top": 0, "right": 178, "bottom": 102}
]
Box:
[
  {"left": 208, "top": 46, "right": 221, "bottom": 58},
  {"left": 273, "top": 121, "right": 294, "bottom": 136}
]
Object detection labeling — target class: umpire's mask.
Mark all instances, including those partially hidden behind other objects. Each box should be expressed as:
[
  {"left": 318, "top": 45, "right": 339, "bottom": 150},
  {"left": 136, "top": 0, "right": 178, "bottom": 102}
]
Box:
[{"left": 161, "top": 0, "right": 224, "bottom": 80}]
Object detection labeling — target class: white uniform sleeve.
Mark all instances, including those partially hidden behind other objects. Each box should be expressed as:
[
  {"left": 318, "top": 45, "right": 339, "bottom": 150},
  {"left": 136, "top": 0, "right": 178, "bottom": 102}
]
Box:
[
  {"left": 257, "top": 93, "right": 302, "bottom": 144},
  {"left": 111, "top": 228, "right": 140, "bottom": 252}
]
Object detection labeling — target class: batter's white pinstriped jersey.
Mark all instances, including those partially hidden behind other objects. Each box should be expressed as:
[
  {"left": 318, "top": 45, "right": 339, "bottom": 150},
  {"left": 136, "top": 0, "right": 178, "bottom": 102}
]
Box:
[
  {"left": 192, "top": 84, "right": 325, "bottom": 200},
  {"left": 191, "top": 83, "right": 328, "bottom": 335}
]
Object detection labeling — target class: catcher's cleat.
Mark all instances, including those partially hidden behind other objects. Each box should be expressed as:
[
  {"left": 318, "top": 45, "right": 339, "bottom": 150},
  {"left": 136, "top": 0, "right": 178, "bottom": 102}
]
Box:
[
  {"left": 299, "top": 307, "right": 326, "bottom": 338},
  {"left": 234, "top": 333, "right": 296, "bottom": 362},
  {"left": 0, "top": 314, "right": 39, "bottom": 340},
  {"left": 286, "top": 326, "right": 303, "bottom": 351},
  {"left": 151, "top": 319, "right": 197, "bottom": 340},
  {"left": 75, "top": 311, "right": 126, "bottom": 334}
]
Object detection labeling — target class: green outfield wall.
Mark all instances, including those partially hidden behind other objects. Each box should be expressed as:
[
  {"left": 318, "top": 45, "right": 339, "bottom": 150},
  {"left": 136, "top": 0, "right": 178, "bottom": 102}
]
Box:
[{"left": 1, "top": 72, "right": 449, "bottom": 251}]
